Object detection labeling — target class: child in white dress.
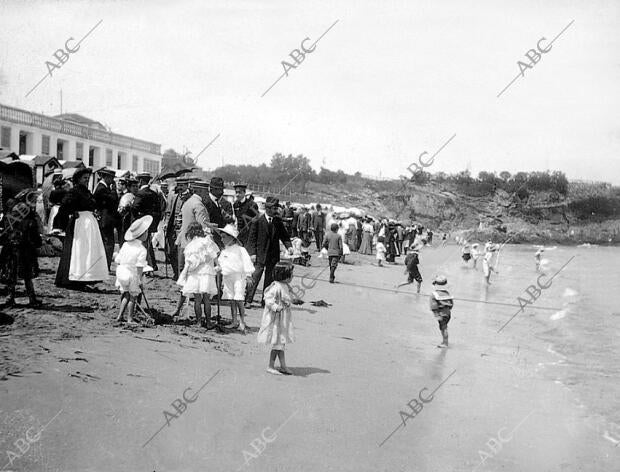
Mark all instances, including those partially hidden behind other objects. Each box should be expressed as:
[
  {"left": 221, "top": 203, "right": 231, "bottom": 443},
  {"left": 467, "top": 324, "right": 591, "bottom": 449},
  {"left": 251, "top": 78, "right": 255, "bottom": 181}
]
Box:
[
  {"left": 376, "top": 236, "right": 387, "bottom": 267},
  {"left": 257, "top": 261, "right": 295, "bottom": 375},
  {"left": 217, "top": 225, "right": 254, "bottom": 333},
  {"left": 177, "top": 222, "right": 221, "bottom": 328},
  {"left": 115, "top": 215, "right": 151, "bottom": 323}
]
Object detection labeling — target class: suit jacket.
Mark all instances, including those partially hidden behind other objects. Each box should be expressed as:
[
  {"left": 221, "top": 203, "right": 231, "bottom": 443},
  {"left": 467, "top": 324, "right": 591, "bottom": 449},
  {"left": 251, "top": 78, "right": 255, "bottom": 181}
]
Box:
[
  {"left": 132, "top": 186, "right": 161, "bottom": 232},
  {"left": 175, "top": 194, "right": 210, "bottom": 247},
  {"left": 246, "top": 214, "right": 291, "bottom": 266},
  {"left": 297, "top": 212, "right": 311, "bottom": 232},
  {"left": 203, "top": 193, "right": 225, "bottom": 229},
  {"left": 311, "top": 212, "right": 324, "bottom": 232},
  {"left": 234, "top": 197, "right": 259, "bottom": 240},
  {"left": 93, "top": 182, "right": 120, "bottom": 229}
]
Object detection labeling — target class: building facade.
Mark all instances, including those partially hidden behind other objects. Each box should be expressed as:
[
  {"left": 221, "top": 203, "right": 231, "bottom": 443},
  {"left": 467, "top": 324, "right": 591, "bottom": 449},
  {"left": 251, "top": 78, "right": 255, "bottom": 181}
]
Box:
[{"left": 0, "top": 103, "right": 161, "bottom": 175}]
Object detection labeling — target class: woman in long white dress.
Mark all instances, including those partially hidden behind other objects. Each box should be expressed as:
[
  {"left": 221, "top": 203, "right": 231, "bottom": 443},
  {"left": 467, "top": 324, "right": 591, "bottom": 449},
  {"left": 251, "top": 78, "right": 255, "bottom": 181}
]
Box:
[{"left": 55, "top": 168, "right": 109, "bottom": 288}]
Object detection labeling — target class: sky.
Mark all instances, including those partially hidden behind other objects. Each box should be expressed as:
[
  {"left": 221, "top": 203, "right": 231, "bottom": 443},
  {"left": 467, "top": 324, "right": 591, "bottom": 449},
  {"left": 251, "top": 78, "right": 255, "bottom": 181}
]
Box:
[{"left": 0, "top": 0, "right": 618, "bottom": 183}]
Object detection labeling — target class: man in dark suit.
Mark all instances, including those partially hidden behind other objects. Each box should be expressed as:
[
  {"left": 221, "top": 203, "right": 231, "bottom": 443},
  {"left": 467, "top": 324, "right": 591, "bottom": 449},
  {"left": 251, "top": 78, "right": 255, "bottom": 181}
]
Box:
[
  {"left": 200, "top": 176, "right": 227, "bottom": 248},
  {"left": 245, "top": 196, "right": 293, "bottom": 307},
  {"left": 93, "top": 168, "right": 120, "bottom": 269},
  {"left": 312, "top": 203, "right": 325, "bottom": 252},
  {"left": 233, "top": 183, "right": 259, "bottom": 245},
  {"left": 131, "top": 172, "right": 162, "bottom": 271},
  {"left": 165, "top": 177, "right": 189, "bottom": 280}
]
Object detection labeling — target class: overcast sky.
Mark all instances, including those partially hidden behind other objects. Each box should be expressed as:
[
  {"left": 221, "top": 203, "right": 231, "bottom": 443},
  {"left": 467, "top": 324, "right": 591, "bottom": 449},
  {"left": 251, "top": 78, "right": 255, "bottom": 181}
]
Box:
[{"left": 0, "top": 0, "right": 618, "bottom": 183}]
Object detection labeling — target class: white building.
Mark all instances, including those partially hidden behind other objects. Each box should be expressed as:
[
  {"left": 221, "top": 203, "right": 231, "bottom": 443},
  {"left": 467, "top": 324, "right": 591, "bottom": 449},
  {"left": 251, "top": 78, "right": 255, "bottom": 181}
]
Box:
[{"left": 0, "top": 102, "right": 161, "bottom": 175}]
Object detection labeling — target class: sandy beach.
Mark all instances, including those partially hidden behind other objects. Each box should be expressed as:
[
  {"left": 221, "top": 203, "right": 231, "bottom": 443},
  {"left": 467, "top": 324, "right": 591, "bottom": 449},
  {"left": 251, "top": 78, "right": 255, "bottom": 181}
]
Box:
[{"left": 1, "top": 245, "right": 619, "bottom": 472}]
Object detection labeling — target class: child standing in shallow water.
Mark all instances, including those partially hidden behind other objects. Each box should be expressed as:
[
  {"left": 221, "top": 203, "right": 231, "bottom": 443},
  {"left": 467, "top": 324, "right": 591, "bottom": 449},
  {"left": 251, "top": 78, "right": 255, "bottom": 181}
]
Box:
[
  {"left": 177, "top": 222, "right": 220, "bottom": 328},
  {"left": 430, "top": 275, "right": 454, "bottom": 348},
  {"left": 258, "top": 262, "right": 295, "bottom": 375},
  {"left": 115, "top": 215, "right": 151, "bottom": 323},
  {"left": 376, "top": 236, "right": 387, "bottom": 267}
]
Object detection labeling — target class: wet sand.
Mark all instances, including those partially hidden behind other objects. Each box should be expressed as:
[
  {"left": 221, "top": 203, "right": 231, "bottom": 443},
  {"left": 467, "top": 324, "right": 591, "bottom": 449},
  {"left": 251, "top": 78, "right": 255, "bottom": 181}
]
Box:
[{"left": 0, "top": 247, "right": 618, "bottom": 471}]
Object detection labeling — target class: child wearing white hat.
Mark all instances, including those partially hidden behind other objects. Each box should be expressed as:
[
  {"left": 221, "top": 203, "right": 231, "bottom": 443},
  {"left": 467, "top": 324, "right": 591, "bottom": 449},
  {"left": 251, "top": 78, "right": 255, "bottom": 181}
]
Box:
[
  {"left": 217, "top": 224, "right": 255, "bottom": 332},
  {"left": 115, "top": 215, "right": 152, "bottom": 323},
  {"left": 430, "top": 275, "right": 454, "bottom": 348}
]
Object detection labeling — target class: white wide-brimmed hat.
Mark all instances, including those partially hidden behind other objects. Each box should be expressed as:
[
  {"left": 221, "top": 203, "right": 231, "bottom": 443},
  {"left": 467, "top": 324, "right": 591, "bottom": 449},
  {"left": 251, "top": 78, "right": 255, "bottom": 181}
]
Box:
[
  {"left": 125, "top": 215, "right": 152, "bottom": 241},
  {"left": 216, "top": 224, "right": 239, "bottom": 241},
  {"left": 432, "top": 275, "right": 451, "bottom": 290}
]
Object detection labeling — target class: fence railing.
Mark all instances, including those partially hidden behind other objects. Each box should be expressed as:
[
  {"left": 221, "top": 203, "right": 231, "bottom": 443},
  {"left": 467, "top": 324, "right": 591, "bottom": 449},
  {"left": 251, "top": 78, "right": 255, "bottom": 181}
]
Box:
[{"left": 0, "top": 103, "right": 161, "bottom": 155}]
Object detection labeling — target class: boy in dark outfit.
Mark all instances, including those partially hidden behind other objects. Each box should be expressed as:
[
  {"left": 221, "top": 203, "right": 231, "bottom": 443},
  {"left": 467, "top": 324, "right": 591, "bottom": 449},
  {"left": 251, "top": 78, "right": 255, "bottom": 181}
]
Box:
[
  {"left": 403, "top": 250, "right": 423, "bottom": 293},
  {"left": 0, "top": 191, "right": 43, "bottom": 307}
]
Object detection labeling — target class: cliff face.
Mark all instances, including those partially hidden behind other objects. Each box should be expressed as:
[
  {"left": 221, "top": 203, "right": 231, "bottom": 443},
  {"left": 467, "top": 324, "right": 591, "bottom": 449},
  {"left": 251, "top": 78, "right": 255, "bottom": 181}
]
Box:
[{"left": 296, "top": 180, "right": 620, "bottom": 244}]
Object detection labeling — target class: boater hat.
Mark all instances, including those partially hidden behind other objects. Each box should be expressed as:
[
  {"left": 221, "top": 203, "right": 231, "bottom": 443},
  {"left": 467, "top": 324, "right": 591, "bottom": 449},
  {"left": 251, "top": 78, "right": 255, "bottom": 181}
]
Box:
[
  {"left": 233, "top": 183, "right": 248, "bottom": 190},
  {"left": 97, "top": 167, "right": 116, "bottom": 178},
  {"left": 432, "top": 275, "right": 450, "bottom": 290},
  {"left": 125, "top": 215, "right": 153, "bottom": 241}
]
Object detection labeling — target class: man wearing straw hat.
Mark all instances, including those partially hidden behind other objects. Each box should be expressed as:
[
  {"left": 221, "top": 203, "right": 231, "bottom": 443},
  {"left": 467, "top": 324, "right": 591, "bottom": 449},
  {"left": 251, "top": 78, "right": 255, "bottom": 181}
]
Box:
[{"left": 94, "top": 167, "right": 120, "bottom": 269}]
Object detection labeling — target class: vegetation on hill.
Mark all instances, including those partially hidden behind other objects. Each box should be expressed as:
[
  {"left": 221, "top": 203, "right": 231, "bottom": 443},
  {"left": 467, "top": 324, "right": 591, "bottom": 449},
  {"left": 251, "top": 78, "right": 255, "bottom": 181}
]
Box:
[{"left": 195, "top": 152, "right": 620, "bottom": 244}]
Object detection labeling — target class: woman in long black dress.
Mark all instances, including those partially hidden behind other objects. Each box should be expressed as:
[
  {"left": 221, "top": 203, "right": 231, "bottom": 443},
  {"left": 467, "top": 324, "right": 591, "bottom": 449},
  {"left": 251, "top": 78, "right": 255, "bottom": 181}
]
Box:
[{"left": 54, "top": 168, "right": 108, "bottom": 288}]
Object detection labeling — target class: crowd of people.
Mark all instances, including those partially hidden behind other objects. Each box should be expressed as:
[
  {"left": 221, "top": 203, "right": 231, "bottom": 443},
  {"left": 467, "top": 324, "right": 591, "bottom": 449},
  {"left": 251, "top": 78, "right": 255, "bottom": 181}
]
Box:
[{"left": 0, "top": 167, "right": 459, "bottom": 363}]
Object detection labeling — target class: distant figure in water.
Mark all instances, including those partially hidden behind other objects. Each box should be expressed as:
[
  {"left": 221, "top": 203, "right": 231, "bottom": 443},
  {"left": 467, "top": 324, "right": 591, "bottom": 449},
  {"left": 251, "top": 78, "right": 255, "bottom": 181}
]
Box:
[
  {"left": 430, "top": 275, "right": 453, "bottom": 348},
  {"left": 483, "top": 242, "right": 498, "bottom": 284},
  {"left": 461, "top": 242, "right": 472, "bottom": 265},
  {"left": 471, "top": 243, "right": 481, "bottom": 269},
  {"left": 535, "top": 248, "right": 544, "bottom": 271}
]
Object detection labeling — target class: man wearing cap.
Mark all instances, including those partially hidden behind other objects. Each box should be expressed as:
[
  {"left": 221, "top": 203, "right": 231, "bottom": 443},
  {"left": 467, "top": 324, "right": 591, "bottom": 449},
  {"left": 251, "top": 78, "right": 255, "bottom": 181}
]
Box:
[
  {"left": 201, "top": 177, "right": 226, "bottom": 231},
  {"left": 297, "top": 206, "right": 312, "bottom": 246},
  {"left": 282, "top": 201, "right": 295, "bottom": 236},
  {"left": 131, "top": 173, "right": 162, "bottom": 271},
  {"left": 245, "top": 196, "right": 293, "bottom": 307},
  {"left": 94, "top": 168, "right": 120, "bottom": 269},
  {"left": 165, "top": 177, "right": 189, "bottom": 280},
  {"left": 233, "top": 183, "right": 259, "bottom": 245}
]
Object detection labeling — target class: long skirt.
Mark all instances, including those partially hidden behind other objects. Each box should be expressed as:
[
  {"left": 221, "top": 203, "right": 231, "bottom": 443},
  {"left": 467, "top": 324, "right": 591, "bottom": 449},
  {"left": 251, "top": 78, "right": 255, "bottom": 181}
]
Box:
[
  {"left": 56, "top": 211, "right": 108, "bottom": 286},
  {"left": 359, "top": 232, "right": 373, "bottom": 255}
]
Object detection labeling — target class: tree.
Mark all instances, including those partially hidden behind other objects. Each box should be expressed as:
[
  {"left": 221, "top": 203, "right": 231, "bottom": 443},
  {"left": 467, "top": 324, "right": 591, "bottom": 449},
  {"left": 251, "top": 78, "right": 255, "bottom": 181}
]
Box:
[
  {"left": 270, "top": 153, "right": 316, "bottom": 191},
  {"left": 499, "top": 171, "right": 511, "bottom": 182}
]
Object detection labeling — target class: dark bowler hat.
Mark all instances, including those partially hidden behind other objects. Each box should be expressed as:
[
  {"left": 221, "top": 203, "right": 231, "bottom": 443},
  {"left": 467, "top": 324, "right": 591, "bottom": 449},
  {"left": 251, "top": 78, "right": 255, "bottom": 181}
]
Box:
[
  {"left": 265, "top": 196, "right": 280, "bottom": 208},
  {"left": 233, "top": 183, "right": 248, "bottom": 190},
  {"left": 136, "top": 172, "right": 152, "bottom": 180},
  {"left": 97, "top": 167, "right": 116, "bottom": 178},
  {"left": 209, "top": 176, "right": 225, "bottom": 189}
]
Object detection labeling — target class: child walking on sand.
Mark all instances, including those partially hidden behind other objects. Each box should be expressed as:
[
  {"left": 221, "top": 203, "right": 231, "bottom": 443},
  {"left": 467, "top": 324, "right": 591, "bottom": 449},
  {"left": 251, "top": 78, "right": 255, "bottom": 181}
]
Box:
[
  {"left": 177, "top": 222, "right": 220, "bottom": 328},
  {"left": 430, "top": 275, "right": 454, "bottom": 348},
  {"left": 217, "top": 224, "right": 254, "bottom": 333},
  {"left": 258, "top": 261, "right": 295, "bottom": 375},
  {"left": 323, "top": 223, "right": 343, "bottom": 283},
  {"left": 376, "top": 236, "right": 387, "bottom": 267},
  {"left": 115, "top": 215, "right": 151, "bottom": 323}
]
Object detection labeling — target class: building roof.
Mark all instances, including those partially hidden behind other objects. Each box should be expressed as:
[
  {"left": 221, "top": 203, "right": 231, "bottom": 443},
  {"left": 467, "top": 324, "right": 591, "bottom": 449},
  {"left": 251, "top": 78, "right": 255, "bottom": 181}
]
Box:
[{"left": 54, "top": 113, "right": 106, "bottom": 130}]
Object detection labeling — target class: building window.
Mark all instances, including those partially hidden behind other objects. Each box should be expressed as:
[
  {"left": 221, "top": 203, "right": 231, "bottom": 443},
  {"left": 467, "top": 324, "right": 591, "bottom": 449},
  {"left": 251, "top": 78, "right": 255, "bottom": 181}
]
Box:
[
  {"left": 143, "top": 158, "right": 159, "bottom": 176},
  {"left": 132, "top": 155, "right": 139, "bottom": 171},
  {"left": 42, "top": 135, "right": 50, "bottom": 155},
  {"left": 76, "top": 142, "right": 84, "bottom": 160},
  {"left": 105, "top": 149, "right": 113, "bottom": 167},
  {"left": 1, "top": 126, "right": 10, "bottom": 148}
]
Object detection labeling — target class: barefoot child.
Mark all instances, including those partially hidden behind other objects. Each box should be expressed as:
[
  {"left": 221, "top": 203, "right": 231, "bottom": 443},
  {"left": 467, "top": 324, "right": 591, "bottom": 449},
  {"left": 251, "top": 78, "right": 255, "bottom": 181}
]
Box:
[
  {"left": 115, "top": 215, "right": 151, "bottom": 323},
  {"left": 177, "top": 222, "right": 220, "bottom": 328},
  {"left": 258, "top": 261, "right": 295, "bottom": 375},
  {"left": 471, "top": 243, "right": 480, "bottom": 269},
  {"left": 482, "top": 242, "right": 498, "bottom": 284},
  {"left": 217, "top": 224, "right": 254, "bottom": 332},
  {"left": 430, "top": 275, "right": 454, "bottom": 348},
  {"left": 402, "top": 249, "right": 423, "bottom": 293},
  {"left": 322, "top": 223, "right": 343, "bottom": 283},
  {"left": 376, "top": 236, "right": 387, "bottom": 267}
]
